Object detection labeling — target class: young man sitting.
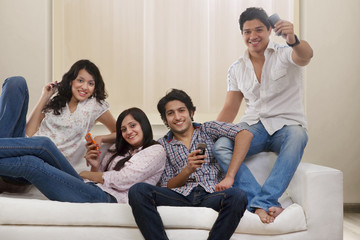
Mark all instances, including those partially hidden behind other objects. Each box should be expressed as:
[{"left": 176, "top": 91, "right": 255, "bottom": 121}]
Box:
[{"left": 128, "top": 89, "right": 249, "bottom": 240}]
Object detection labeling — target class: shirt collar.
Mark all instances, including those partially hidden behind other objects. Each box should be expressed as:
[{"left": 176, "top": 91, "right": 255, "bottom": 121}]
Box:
[
  {"left": 242, "top": 40, "right": 276, "bottom": 60},
  {"left": 267, "top": 40, "right": 276, "bottom": 51},
  {"left": 164, "top": 122, "right": 201, "bottom": 143}
]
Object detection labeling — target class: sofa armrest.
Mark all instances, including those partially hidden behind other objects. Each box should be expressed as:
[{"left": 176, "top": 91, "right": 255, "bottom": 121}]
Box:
[{"left": 287, "top": 162, "right": 343, "bottom": 240}]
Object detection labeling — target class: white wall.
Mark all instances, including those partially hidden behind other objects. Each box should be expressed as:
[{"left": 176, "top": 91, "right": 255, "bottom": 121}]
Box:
[
  {"left": 0, "top": 0, "right": 359, "bottom": 204},
  {"left": 0, "top": 0, "right": 52, "bottom": 111},
  {"left": 300, "top": 0, "right": 360, "bottom": 203}
]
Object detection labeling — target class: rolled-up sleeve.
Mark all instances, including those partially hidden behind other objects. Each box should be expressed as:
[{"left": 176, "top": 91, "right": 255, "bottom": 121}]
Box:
[{"left": 204, "top": 121, "right": 245, "bottom": 142}]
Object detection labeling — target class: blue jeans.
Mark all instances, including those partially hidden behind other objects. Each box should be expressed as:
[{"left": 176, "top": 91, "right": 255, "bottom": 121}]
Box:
[
  {"left": 213, "top": 121, "right": 308, "bottom": 212},
  {"left": 0, "top": 76, "right": 28, "bottom": 138},
  {"left": 0, "top": 76, "right": 30, "bottom": 184},
  {"left": 0, "top": 77, "right": 116, "bottom": 203},
  {"left": 128, "top": 183, "right": 247, "bottom": 240}
]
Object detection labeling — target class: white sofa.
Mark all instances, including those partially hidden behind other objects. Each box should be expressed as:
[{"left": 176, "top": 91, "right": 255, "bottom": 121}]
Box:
[{"left": 0, "top": 152, "right": 343, "bottom": 240}]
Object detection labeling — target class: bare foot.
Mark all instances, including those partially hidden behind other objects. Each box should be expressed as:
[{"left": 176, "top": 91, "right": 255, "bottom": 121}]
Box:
[
  {"left": 268, "top": 206, "right": 284, "bottom": 218},
  {"left": 254, "top": 208, "right": 274, "bottom": 223}
]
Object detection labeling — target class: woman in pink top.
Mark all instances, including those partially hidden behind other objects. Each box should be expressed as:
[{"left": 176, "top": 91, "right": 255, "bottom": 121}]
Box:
[
  {"left": 81, "top": 107, "right": 167, "bottom": 203},
  {"left": 0, "top": 106, "right": 166, "bottom": 203}
]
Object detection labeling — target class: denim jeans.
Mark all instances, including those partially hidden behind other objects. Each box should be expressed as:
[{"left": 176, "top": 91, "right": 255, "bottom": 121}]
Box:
[
  {"left": 128, "top": 183, "right": 247, "bottom": 240},
  {"left": 0, "top": 76, "right": 30, "bottom": 184},
  {"left": 0, "top": 77, "right": 116, "bottom": 203},
  {"left": 0, "top": 76, "right": 28, "bottom": 138},
  {"left": 213, "top": 121, "right": 308, "bottom": 212}
]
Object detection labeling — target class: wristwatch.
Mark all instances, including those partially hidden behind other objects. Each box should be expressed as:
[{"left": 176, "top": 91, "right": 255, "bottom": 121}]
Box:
[{"left": 287, "top": 34, "right": 300, "bottom": 47}]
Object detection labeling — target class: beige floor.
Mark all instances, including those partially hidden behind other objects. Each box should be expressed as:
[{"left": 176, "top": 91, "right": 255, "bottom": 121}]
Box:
[{"left": 344, "top": 213, "right": 360, "bottom": 240}]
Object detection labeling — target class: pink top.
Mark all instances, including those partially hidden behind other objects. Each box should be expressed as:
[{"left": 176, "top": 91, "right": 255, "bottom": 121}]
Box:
[{"left": 97, "top": 144, "right": 166, "bottom": 203}]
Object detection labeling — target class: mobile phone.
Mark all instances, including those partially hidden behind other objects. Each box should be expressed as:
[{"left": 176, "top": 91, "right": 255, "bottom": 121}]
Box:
[
  {"left": 85, "top": 133, "right": 98, "bottom": 149},
  {"left": 196, "top": 143, "right": 206, "bottom": 155},
  {"left": 268, "top": 13, "right": 281, "bottom": 36}
]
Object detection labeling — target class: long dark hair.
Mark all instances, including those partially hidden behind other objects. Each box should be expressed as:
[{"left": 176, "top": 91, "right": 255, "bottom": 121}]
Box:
[
  {"left": 44, "top": 59, "right": 107, "bottom": 115},
  {"left": 106, "top": 107, "right": 159, "bottom": 171}
]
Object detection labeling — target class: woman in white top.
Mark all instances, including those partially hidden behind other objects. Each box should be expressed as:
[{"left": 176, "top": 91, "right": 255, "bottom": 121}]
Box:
[
  {"left": 26, "top": 59, "right": 116, "bottom": 168},
  {"left": 0, "top": 107, "right": 166, "bottom": 203}
]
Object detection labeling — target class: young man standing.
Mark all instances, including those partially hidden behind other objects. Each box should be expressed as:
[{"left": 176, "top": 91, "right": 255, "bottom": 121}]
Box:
[
  {"left": 213, "top": 7, "right": 313, "bottom": 223},
  {"left": 128, "top": 89, "right": 248, "bottom": 240}
]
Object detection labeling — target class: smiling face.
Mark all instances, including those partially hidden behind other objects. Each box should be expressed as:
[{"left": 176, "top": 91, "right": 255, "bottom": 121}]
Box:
[
  {"left": 242, "top": 19, "right": 271, "bottom": 55},
  {"left": 70, "top": 69, "right": 95, "bottom": 103},
  {"left": 164, "top": 100, "right": 194, "bottom": 136},
  {"left": 121, "top": 114, "right": 144, "bottom": 149}
]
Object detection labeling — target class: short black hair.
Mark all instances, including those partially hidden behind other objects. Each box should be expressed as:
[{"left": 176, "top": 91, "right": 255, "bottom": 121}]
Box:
[
  {"left": 157, "top": 89, "right": 196, "bottom": 122},
  {"left": 239, "top": 7, "right": 270, "bottom": 33}
]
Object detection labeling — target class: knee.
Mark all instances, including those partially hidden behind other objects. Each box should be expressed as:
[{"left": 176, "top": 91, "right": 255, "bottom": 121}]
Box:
[
  {"left": 226, "top": 188, "right": 248, "bottom": 209},
  {"left": 213, "top": 137, "right": 235, "bottom": 168},
  {"left": 213, "top": 137, "right": 234, "bottom": 158},
  {"left": 35, "top": 136, "right": 54, "bottom": 144},
  {"left": 128, "top": 182, "right": 151, "bottom": 205},
  {"left": 298, "top": 128, "right": 308, "bottom": 146},
  {"left": 5, "top": 76, "right": 27, "bottom": 91},
  {"left": 32, "top": 136, "right": 57, "bottom": 149},
  {"left": 285, "top": 126, "right": 308, "bottom": 147}
]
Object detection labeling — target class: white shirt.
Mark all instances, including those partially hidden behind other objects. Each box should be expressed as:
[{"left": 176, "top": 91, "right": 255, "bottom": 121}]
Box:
[
  {"left": 34, "top": 98, "right": 109, "bottom": 169},
  {"left": 227, "top": 41, "right": 307, "bottom": 135}
]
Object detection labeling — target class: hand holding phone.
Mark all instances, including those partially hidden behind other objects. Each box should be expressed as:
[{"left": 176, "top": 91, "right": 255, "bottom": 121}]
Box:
[
  {"left": 84, "top": 133, "right": 100, "bottom": 168},
  {"left": 187, "top": 143, "right": 207, "bottom": 172},
  {"left": 268, "top": 13, "right": 281, "bottom": 36},
  {"left": 85, "top": 133, "right": 98, "bottom": 150},
  {"left": 196, "top": 143, "right": 206, "bottom": 155}
]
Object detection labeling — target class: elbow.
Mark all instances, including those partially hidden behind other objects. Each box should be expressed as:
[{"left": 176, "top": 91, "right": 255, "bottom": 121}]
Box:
[
  {"left": 305, "top": 48, "right": 314, "bottom": 61},
  {"left": 25, "top": 128, "right": 35, "bottom": 137},
  {"left": 297, "top": 53, "right": 313, "bottom": 66},
  {"left": 309, "top": 48, "right": 314, "bottom": 59},
  {"left": 167, "top": 179, "right": 184, "bottom": 189},
  {"left": 167, "top": 180, "right": 176, "bottom": 189}
]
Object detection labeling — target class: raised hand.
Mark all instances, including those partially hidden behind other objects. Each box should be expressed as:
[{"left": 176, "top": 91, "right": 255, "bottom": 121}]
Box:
[
  {"left": 273, "top": 19, "right": 296, "bottom": 44},
  {"left": 84, "top": 141, "right": 101, "bottom": 170},
  {"left": 41, "top": 81, "right": 58, "bottom": 100}
]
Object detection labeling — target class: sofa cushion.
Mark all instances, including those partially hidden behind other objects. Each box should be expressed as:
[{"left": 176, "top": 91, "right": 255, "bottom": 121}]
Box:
[
  {"left": 0, "top": 152, "right": 308, "bottom": 235},
  {"left": 0, "top": 193, "right": 306, "bottom": 235}
]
